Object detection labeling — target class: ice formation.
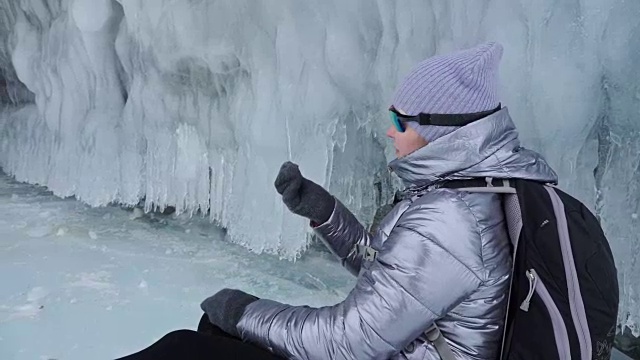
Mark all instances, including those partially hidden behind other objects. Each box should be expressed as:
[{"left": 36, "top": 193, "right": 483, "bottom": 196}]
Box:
[{"left": 0, "top": 0, "right": 639, "bottom": 334}]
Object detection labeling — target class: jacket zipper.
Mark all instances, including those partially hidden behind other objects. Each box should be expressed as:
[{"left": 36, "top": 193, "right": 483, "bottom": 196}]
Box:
[{"left": 519, "top": 269, "right": 572, "bottom": 359}]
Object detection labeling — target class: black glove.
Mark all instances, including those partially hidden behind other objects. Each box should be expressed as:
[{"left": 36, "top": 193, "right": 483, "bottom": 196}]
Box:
[
  {"left": 200, "top": 288, "right": 259, "bottom": 338},
  {"left": 274, "top": 161, "right": 335, "bottom": 224}
]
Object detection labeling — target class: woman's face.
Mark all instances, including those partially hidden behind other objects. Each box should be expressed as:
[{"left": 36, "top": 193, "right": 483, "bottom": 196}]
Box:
[{"left": 386, "top": 107, "right": 428, "bottom": 158}]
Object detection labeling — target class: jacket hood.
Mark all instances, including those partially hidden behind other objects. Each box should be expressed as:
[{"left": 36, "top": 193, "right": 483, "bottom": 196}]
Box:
[{"left": 388, "top": 107, "right": 558, "bottom": 188}]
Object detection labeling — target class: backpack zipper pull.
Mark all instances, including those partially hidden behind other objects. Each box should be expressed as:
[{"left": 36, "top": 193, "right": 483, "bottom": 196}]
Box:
[{"left": 520, "top": 269, "right": 538, "bottom": 312}]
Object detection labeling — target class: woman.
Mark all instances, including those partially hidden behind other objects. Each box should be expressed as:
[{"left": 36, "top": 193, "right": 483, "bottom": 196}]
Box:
[{"left": 117, "top": 42, "right": 558, "bottom": 360}]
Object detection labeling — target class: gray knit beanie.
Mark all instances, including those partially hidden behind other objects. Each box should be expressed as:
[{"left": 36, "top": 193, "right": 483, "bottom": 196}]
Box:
[{"left": 393, "top": 42, "right": 503, "bottom": 142}]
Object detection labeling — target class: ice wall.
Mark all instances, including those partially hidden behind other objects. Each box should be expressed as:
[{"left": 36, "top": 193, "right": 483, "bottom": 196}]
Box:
[{"left": 0, "top": 0, "right": 639, "bottom": 334}]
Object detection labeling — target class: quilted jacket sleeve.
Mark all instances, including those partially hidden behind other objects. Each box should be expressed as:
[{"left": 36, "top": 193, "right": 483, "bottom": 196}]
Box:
[
  {"left": 312, "top": 199, "right": 371, "bottom": 276},
  {"left": 238, "top": 204, "right": 484, "bottom": 360}
]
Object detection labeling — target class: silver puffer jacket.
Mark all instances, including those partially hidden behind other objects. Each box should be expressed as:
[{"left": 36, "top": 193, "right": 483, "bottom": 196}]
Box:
[{"left": 238, "top": 108, "right": 558, "bottom": 359}]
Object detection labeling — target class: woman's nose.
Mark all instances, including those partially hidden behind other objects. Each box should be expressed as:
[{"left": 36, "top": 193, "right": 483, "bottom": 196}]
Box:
[{"left": 386, "top": 126, "right": 395, "bottom": 138}]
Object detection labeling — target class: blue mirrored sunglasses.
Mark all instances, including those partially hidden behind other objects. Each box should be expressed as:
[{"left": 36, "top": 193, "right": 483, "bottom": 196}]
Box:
[
  {"left": 389, "top": 107, "right": 406, "bottom": 132},
  {"left": 388, "top": 104, "right": 503, "bottom": 133}
]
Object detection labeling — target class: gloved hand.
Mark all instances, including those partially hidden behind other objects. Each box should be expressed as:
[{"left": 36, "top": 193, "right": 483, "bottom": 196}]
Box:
[
  {"left": 200, "top": 288, "right": 259, "bottom": 338},
  {"left": 274, "top": 161, "right": 335, "bottom": 225}
]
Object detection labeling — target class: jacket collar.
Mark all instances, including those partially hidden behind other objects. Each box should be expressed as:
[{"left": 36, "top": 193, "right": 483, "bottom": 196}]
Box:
[{"left": 388, "top": 107, "right": 558, "bottom": 191}]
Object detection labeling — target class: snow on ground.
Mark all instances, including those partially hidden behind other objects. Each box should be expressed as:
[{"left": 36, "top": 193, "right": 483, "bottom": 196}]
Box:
[{"left": 0, "top": 172, "right": 354, "bottom": 360}]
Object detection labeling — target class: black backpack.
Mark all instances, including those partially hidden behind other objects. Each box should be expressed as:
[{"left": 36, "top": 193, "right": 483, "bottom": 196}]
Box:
[{"left": 437, "top": 178, "right": 620, "bottom": 360}]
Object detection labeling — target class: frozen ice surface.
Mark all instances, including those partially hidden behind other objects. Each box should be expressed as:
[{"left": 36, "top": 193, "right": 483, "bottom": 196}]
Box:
[
  {"left": 0, "top": 0, "right": 639, "bottom": 341},
  {"left": 0, "top": 171, "right": 633, "bottom": 358},
  {"left": 0, "top": 173, "right": 354, "bottom": 360}
]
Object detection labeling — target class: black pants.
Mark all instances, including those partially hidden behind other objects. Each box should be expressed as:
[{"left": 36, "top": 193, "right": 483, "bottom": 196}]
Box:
[{"left": 115, "top": 314, "right": 284, "bottom": 360}]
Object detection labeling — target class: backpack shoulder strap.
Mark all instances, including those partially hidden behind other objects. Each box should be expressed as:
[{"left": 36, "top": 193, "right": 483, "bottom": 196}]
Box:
[
  {"left": 439, "top": 178, "right": 527, "bottom": 248},
  {"left": 425, "top": 325, "right": 456, "bottom": 360},
  {"left": 439, "top": 177, "right": 525, "bottom": 359},
  {"left": 439, "top": 177, "right": 516, "bottom": 194}
]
